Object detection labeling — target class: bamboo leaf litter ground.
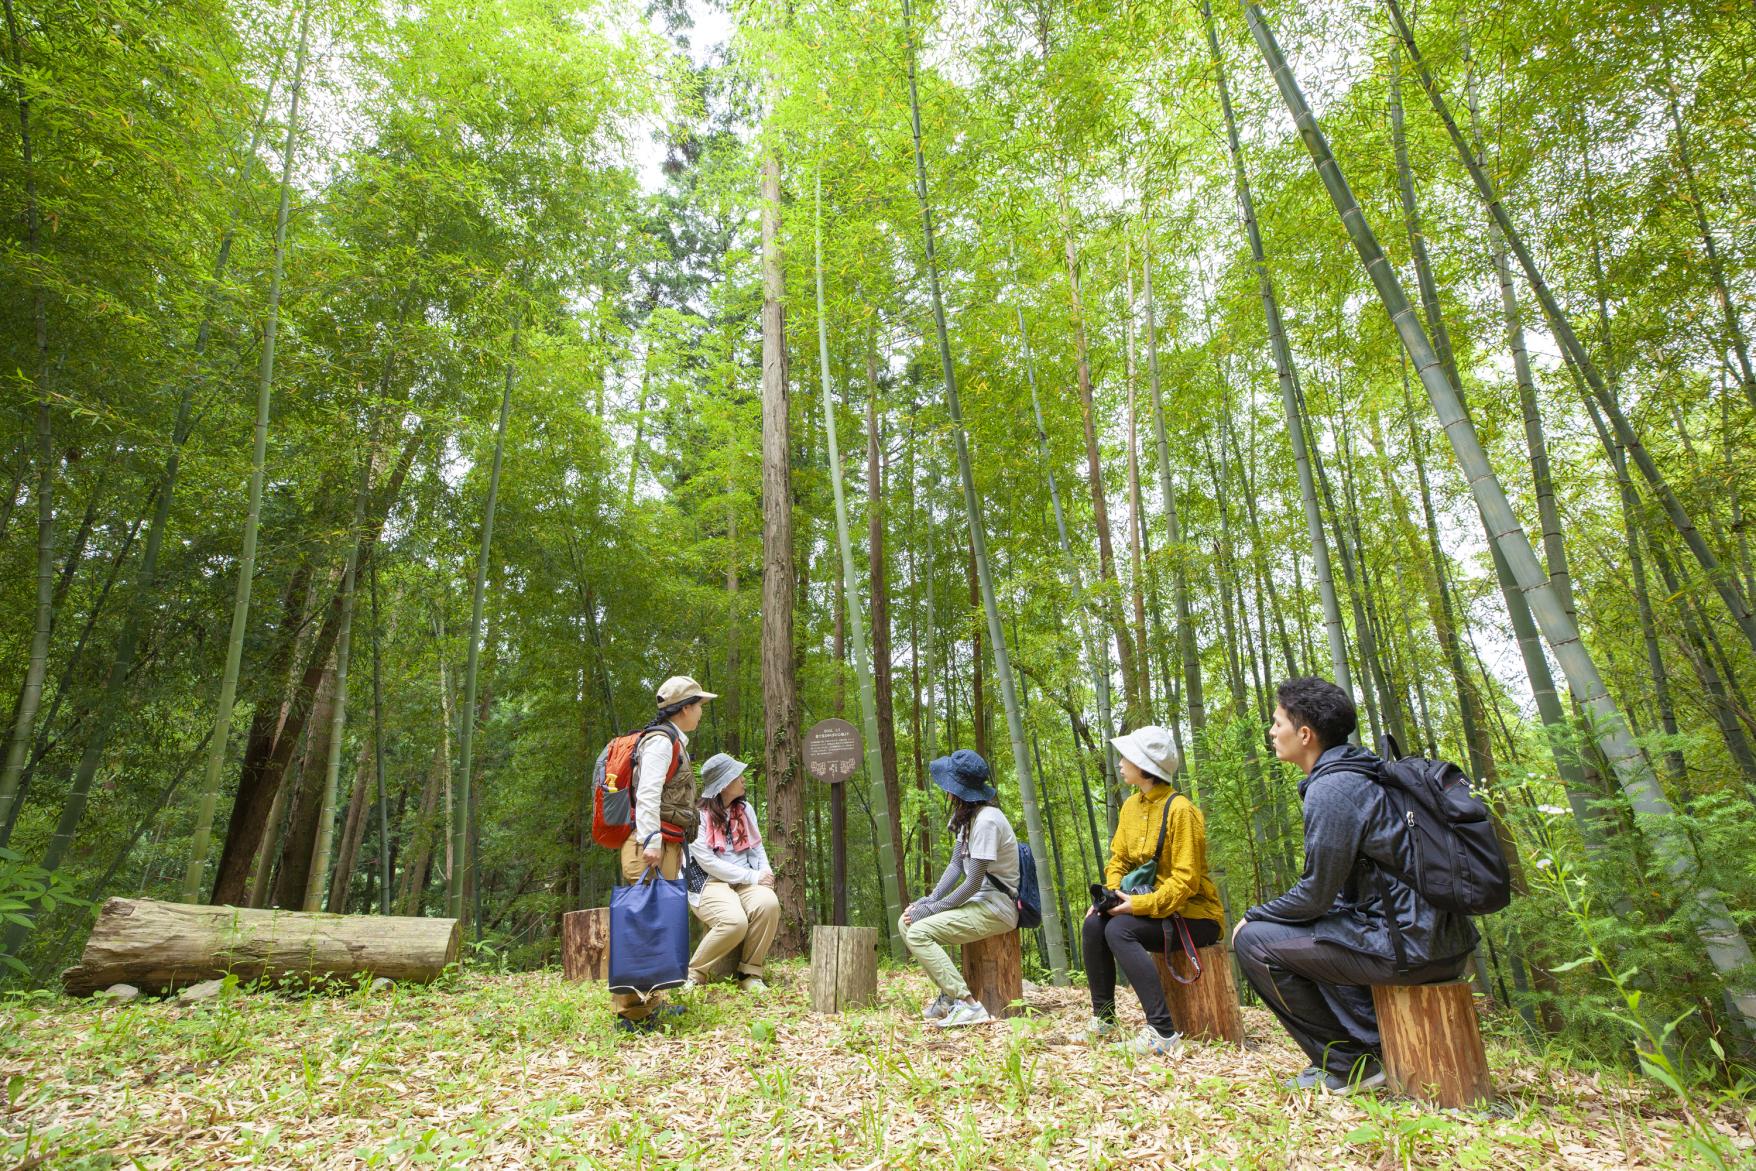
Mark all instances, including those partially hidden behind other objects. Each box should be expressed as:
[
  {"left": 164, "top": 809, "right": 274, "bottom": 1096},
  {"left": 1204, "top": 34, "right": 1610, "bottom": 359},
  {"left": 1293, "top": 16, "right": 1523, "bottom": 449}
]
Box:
[{"left": 2, "top": 961, "right": 1750, "bottom": 1169}]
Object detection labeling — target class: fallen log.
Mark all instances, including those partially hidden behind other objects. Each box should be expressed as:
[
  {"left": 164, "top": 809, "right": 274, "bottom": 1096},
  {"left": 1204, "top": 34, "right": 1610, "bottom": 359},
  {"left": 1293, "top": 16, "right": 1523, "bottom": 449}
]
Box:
[{"left": 62, "top": 897, "right": 461, "bottom": 996}]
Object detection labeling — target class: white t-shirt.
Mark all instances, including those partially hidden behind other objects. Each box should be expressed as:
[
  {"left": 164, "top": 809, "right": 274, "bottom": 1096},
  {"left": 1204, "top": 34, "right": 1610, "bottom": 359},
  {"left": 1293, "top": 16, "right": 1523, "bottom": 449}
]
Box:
[{"left": 962, "top": 805, "right": 1021, "bottom": 922}]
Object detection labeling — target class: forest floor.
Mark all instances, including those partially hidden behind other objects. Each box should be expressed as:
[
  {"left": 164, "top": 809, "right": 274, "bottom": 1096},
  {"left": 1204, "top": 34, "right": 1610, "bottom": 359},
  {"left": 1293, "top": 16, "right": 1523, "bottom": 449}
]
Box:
[{"left": 2, "top": 960, "right": 1751, "bottom": 1170}]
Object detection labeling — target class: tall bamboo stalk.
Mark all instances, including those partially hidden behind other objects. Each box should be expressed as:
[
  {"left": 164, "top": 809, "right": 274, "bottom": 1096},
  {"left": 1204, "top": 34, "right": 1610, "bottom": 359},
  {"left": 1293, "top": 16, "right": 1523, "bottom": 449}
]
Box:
[
  {"left": 865, "top": 353, "right": 907, "bottom": 908},
  {"left": 814, "top": 174, "right": 904, "bottom": 953},
  {"left": 1246, "top": 1, "right": 1756, "bottom": 1037},
  {"left": 1201, "top": 0, "right": 1352, "bottom": 699},
  {"left": 1383, "top": 0, "right": 1756, "bottom": 659},
  {"left": 1142, "top": 230, "right": 1204, "bottom": 758},
  {"left": 1460, "top": 36, "right": 1595, "bottom": 824},
  {"left": 304, "top": 457, "right": 369, "bottom": 911},
  {"left": 1124, "top": 236, "right": 1151, "bottom": 717},
  {"left": 0, "top": 0, "right": 57, "bottom": 846},
  {"left": 1016, "top": 289, "right": 1120, "bottom": 817},
  {"left": 182, "top": 5, "right": 314, "bottom": 901},
  {"left": 902, "top": 0, "right": 1067, "bottom": 982},
  {"left": 370, "top": 557, "right": 390, "bottom": 914},
  {"left": 452, "top": 333, "right": 517, "bottom": 922},
  {"left": 1388, "top": 41, "right": 1548, "bottom": 783}
]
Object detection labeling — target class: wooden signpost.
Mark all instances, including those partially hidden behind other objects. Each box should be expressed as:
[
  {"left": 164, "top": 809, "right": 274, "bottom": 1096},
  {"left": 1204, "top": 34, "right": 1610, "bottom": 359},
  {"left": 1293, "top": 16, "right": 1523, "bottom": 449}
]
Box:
[
  {"left": 803, "top": 718, "right": 880, "bottom": 1012},
  {"left": 804, "top": 718, "right": 861, "bottom": 926}
]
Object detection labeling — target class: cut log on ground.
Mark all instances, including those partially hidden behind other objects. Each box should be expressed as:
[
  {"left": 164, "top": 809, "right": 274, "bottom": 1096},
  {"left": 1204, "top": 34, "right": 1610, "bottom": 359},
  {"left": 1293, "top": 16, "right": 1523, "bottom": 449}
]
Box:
[
  {"left": 809, "top": 924, "right": 878, "bottom": 1013},
  {"left": 1155, "top": 943, "right": 1245, "bottom": 1044},
  {"left": 961, "top": 930, "right": 1022, "bottom": 1019},
  {"left": 560, "top": 908, "right": 610, "bottom": 982},
  {"left": 1372, "top": 980, "right": 1495, "bottom": 1108},
  {"left": 62, "top": 898, "right": 461, "bottom": 996}
]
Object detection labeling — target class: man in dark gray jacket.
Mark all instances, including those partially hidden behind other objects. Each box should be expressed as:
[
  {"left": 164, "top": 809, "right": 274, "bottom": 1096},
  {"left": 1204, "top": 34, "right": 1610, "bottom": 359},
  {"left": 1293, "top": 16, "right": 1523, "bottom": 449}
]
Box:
[{"left": 1234, "top": 677, "right": 1478, "bottom": 1095}]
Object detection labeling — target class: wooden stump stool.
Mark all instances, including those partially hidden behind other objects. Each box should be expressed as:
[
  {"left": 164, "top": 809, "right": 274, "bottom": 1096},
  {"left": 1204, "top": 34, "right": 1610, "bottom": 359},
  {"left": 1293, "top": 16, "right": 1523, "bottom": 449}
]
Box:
[
  {"left": 961, "top": 930, "right": 1023, "bottom": 1019},
  {"left": 810, "top": 925, "right": 879, "bottom": 1013},
  {"left": 1154, "top": 944, "right": 1245, "bottom": 1044},
  {"left": 1371, "top": 981, "right": 1494, "bottom": 1108},
  {"left": 560, "top": 908, "right": 610, "bottom": 982}
]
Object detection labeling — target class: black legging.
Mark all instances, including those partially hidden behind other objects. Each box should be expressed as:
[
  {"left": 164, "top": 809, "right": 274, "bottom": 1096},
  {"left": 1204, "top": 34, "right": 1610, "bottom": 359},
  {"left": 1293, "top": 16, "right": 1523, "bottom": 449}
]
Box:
[{"left": 1083, "top": 913, "right": 1223, "bottom": 1036}]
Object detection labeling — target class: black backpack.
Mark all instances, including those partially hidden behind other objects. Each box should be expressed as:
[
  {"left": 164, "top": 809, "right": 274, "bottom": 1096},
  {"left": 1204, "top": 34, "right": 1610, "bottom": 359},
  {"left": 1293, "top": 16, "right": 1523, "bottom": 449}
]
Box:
[{"left": 1370, "top": 735, "right": 1512, "bottom": 967}]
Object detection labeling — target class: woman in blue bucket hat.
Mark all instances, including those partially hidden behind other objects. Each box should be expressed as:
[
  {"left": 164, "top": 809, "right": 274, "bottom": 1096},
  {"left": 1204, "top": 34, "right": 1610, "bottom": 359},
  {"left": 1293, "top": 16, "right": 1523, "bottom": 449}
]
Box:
[{"left": 899, "top": 749, "right": 1022, "bottom": 1027}]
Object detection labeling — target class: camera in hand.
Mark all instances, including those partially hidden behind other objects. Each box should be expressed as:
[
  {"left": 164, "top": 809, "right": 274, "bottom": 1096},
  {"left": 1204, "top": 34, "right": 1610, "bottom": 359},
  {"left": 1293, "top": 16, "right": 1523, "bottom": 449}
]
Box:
[{"left": 1090, "top": 883, "right": 1125, "bottom": 915}]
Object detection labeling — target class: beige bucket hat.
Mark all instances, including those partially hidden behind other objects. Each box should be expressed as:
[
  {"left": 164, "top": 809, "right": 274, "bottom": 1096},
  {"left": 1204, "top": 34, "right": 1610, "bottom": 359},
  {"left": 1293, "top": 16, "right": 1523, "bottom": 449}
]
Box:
[{"left": 657, "top": 675, "right": 718, "bottom": 706}]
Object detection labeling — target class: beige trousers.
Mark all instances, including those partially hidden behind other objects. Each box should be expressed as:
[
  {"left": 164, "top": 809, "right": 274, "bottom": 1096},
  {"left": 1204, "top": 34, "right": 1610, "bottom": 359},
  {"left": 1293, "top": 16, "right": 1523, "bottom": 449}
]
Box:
[
  {"left": 689, "top": 880, "right": 780, "bottom": 983},
  {"left": 611, "top": 836, "right": 682, "bottom": 1021}
]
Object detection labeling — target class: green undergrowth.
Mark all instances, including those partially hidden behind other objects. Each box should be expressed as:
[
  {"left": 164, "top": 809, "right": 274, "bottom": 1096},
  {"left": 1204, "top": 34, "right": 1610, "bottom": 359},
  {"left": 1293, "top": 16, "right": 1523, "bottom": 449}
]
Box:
[{"left": 2, "top": 962, "right": 1750, "bottom": 1169}]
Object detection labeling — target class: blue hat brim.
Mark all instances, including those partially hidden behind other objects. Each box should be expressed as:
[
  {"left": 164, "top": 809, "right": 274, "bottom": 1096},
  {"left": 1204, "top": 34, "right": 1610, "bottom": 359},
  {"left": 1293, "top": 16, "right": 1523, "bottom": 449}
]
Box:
[{"left": 929, "top": 756, "right": 996, "bottom": 804}]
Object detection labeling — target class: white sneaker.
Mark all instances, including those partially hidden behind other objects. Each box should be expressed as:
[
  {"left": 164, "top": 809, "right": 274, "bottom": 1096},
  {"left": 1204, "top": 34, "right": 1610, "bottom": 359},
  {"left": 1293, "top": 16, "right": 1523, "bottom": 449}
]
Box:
[
  {"left": 677, "top": 977, "right": 699, "bottom": 994},
  {"left": 922, "top": 993, "right": 956, "bottom": 1021},
  {"left": 1084, "top": 1016, "right": 1117, "bottom": 1042},
  {"left": 936, "top": 999, "right": 994, "bottom": 1028},
  {"left": 1116, "top": 1024, "right": 1183, "bottom": 1056},
  {"left": 739, "top": 976, "right": 768, "bottom": 993}
]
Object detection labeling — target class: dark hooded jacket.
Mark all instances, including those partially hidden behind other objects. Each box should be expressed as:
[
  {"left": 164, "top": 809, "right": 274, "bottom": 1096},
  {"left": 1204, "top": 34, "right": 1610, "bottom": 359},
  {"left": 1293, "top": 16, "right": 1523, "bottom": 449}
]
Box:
[{"left": 1244, "top": 744, "right": 1478, "bottom": 965}]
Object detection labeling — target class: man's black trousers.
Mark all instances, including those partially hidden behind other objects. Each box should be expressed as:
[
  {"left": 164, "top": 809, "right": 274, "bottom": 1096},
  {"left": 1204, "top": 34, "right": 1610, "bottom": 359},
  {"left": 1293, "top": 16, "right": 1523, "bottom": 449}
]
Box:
[{"left": 1233, "top": 918, "right": 1470, "bottom": 1076}]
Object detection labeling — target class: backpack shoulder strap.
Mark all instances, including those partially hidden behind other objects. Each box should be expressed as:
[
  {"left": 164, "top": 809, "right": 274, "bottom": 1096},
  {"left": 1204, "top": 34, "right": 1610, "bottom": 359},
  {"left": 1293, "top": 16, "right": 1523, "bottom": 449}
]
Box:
[{"left": 637, "top": 723, "right": 684, "bottom": 781}]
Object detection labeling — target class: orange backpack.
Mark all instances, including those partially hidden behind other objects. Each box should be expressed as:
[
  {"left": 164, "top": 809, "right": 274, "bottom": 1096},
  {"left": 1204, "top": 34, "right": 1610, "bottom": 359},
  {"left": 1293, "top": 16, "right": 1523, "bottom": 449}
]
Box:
[{"left": 591, "top": 723, "right": 681, "bottom": 848}]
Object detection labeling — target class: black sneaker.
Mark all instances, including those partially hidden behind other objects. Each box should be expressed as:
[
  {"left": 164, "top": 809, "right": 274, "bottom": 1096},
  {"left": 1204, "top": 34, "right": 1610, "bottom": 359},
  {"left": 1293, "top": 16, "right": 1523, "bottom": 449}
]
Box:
[{"left": 1322, "top": 1062, "right": 1387, "bottom": 1096}]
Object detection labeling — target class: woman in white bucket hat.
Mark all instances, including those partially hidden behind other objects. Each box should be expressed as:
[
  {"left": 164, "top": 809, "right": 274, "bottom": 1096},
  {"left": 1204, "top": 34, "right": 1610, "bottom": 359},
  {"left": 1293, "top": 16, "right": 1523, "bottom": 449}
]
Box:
[
  {"left": 1082, "top": 726, "right": 1226, "bottom": 1056},
  {"left": 681, "top": 753, "right": 779, "bottom": 993}
]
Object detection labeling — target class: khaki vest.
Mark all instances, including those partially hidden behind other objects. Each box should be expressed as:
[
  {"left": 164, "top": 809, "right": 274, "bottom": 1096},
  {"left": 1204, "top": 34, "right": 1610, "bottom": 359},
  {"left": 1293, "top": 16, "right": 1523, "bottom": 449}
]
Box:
[{"left": 643, "top": 729, "right": 700, "bottom": 839}]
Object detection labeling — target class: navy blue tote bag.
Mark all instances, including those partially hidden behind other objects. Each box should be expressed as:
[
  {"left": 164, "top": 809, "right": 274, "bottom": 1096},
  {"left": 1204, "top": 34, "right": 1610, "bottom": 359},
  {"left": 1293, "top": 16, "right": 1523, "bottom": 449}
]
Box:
[{"left": 608, "top": 847, "right": 690, "bottom": 995}]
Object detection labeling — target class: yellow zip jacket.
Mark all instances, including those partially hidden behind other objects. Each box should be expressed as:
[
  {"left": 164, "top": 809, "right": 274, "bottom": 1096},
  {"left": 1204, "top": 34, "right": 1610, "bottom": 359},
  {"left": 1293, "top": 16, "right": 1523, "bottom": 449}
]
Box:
[{"left": 1105, "top": 785, "right": 1226, "bottom": 924}]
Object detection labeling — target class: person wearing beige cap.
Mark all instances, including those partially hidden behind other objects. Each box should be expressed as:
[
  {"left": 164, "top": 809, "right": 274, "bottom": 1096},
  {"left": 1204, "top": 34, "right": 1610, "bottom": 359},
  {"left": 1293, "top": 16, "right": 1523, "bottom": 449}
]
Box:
[
  {"left": 1082, "top": 725, "right": 1226, "bottom": 1056},
  {"left": 613, "top": 674, "right": 717, "bottom": 1032}
]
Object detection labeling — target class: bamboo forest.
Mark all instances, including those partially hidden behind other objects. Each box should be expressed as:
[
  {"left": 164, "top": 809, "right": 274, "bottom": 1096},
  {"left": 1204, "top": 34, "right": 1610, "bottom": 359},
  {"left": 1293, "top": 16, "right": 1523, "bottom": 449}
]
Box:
[{"left": 3, "top": 0, "right": 1755, "bottom": 1163}]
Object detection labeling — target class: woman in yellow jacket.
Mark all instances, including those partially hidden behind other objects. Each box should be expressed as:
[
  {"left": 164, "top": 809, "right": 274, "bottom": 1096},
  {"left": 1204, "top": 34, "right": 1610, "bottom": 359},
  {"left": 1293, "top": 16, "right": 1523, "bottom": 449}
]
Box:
[{"left": 1084, "top": 726, "right": 1226, "bottom": 1055}]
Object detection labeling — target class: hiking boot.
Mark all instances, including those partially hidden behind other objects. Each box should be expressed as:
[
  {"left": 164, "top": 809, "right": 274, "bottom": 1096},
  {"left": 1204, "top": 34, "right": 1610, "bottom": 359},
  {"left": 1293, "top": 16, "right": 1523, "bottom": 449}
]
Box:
[
  {"left": 614, "top": 1002, "right": 685, "bottom": 1035},
  {"left": 739, "top": 976, "right": 768, "bottom": 993},
  {"left": 1083, "top": 1016, "right": 1117, "bottom": 1042},
  {"left": 936, "top": 999, "right": 994, "bottom": 1028},
  {"left": 1115, "top": 1025, "right": 1183, "bottom": 1057},
  {"left": 1282, "top": 1066, "right": 1323, "bottom": 1091},
  {"left": 1322, "top": 1062, "right": 1387, "bottom": 1096},
  {"left": 922, "top": 993, "right": 957, "bottom": 1021}
]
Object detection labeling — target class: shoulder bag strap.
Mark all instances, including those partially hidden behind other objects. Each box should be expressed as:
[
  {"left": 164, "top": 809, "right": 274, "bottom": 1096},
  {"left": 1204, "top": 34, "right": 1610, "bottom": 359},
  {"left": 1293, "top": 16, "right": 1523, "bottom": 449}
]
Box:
[
  {"left": 1162, "top": 914, "right": 1204, "bottom": 985},
  {"left": 1152, "top": 795, "right": 1203, "bottom": 984},
  {"left": 1150, "top": 793, "right": 1174, "bottom": 871}
]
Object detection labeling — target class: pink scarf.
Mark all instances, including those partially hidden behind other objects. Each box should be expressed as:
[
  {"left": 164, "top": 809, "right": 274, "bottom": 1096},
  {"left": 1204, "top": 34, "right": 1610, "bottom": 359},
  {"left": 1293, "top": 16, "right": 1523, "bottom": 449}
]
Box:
[{"left": 702, "top": 798, "right": 761, "bottom": 853}]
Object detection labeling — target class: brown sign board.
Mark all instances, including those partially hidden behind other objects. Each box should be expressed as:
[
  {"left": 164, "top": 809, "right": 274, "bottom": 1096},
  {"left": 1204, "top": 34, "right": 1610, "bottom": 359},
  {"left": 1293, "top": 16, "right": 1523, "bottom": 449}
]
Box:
[{"left": 804, "top": 718, "right": 862, "bottom": 784}]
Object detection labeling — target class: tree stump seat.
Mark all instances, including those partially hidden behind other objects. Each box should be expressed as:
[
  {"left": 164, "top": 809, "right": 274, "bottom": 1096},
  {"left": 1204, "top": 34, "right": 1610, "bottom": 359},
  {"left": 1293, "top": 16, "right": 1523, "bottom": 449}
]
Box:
[
  {"left": 560, "top": 908, "right": 610, "bottom": 982},
  {"left": 810, "top": 925, "right": 878, "bottom": 1013},
  {"left": 961, "top": 929, "right": 1023, "bottom": 1019},
  {"left": 1153, "top": 943, "right": 1245, "bottom": 1044},
  {"left": 1371, "top": 980, "right": 1494, "bottom": 1108}
]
